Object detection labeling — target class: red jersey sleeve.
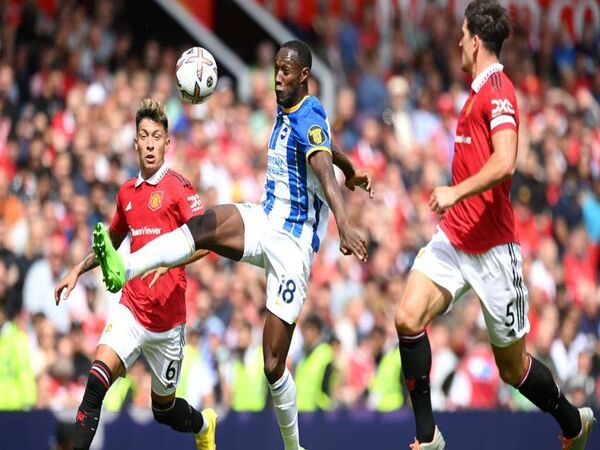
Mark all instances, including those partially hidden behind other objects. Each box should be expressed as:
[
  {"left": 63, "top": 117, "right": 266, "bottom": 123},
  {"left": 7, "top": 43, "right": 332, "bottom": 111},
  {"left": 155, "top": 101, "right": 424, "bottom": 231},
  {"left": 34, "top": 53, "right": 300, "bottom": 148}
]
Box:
[
  {"left": 171, "top": 174, "right": 204, "bottom": 223},
  {"left": 109, "top": 189, "right": 129, "bottom": 236},
  {"left": 484, "top": 80, "right": 518, "bottom": 136}
]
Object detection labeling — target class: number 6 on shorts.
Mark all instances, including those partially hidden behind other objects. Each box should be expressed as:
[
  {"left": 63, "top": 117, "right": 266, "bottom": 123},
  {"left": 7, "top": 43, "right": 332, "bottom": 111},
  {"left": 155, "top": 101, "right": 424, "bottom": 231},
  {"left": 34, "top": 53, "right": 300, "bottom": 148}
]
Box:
[{"left": 165, "top": 360, "right": 178, "bottom": 381}]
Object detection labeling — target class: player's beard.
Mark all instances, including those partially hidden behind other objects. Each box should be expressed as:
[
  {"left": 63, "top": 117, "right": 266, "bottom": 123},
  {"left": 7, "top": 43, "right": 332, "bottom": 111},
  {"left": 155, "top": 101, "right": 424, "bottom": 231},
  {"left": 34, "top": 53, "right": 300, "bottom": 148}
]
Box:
[{"left": 275, "top": 90, "right": 290, "bottom": 107}]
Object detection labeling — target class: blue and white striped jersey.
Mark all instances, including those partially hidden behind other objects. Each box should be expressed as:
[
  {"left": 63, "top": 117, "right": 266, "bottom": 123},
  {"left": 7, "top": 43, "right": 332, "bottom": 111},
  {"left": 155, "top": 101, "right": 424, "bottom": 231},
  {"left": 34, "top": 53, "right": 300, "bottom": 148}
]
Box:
[{"left": 261, "top": 95, "right": 331, "bottom": 252}]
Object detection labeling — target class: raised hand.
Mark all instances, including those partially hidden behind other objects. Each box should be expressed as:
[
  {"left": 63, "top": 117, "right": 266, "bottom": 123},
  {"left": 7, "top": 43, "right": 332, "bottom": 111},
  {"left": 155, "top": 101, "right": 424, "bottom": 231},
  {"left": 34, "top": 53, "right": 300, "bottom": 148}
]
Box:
[
  {"left": 55, "top": 268, "right": 80, "bottom": 305},
  {"left": 344, "top": 170, "right": 374, "bottom": 199},
  {"left": 141, "top": 266, "right": 170, "bottom": 288},
  {"left": 339, "top": 226, "right": 368, "bottom": 262}
]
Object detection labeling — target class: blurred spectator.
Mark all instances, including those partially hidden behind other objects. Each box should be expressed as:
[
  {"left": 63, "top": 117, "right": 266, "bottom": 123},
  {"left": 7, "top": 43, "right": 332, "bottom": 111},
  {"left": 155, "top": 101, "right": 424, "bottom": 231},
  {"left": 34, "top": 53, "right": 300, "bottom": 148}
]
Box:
[
  {"left": 367, "top": 326, "right": 404, "bottom": 411},
  {"left": 23, "top": 232, "right": 71, "bottom": 333},
  {"left": 582, "top": 177, "right": 600, "bottom": 243},
  {"left": 0, "top": 169, "right": 23, "bottom": 231},
  {"left": 563, "top": 227, "right": 598, "bottom": 305},
  {"left": 429, "top": 319, "right": 458, "bottom": 411},
  {"left": 551, "top": 307, "right": 589, "bottom": 383},
  {"left": 0, "top": 303, "right": 36, "bottom": 410},
  {"left": 448, "top": 340, "right": 501, "bottom": 410},
  {"left": 184, "top": 324, "right": 218, "bottom": 410},
  {"left": 225, "top": 320, "right": 266, "bottom": 412},
  {"left": 295, "top": 314, "right": 335, "bottom": 412},
  {"left": 0, "top": 232, "right": 22, "bottom": 318},
  {"left": 355, "top": 50, "right": 387, "bottom": 118}
]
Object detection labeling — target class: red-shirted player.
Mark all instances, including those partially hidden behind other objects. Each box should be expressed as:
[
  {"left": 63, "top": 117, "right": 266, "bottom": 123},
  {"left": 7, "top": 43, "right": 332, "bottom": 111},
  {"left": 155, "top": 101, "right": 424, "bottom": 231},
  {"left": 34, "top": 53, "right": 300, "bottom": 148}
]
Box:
[
  {"left": 54, "top": 99, "right": 217, "bottom": 450},
  {"left": 394, "top": 1, "right": 595, "bottom": 449}
]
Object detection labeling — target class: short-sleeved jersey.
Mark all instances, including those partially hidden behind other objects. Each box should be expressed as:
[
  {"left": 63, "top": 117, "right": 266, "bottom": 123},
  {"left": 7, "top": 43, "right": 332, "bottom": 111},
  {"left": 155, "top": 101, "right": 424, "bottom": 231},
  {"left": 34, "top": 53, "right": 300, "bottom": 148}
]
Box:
[
  {"left": 110, "top": 164, "right": 204, "bottom": 332},
  {"left": 261, "top": 95, "right": 331, "bottom": 252},
  {"left": 441, "top": 63, "right": 519, "bottom": 254}
]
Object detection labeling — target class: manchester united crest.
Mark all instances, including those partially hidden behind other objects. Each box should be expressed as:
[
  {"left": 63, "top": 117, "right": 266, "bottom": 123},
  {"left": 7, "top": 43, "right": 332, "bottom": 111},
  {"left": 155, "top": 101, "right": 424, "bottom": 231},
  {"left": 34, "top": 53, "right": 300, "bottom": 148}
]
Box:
[{"left": 148, "top": 191, "right": 164, "bottom": 211}]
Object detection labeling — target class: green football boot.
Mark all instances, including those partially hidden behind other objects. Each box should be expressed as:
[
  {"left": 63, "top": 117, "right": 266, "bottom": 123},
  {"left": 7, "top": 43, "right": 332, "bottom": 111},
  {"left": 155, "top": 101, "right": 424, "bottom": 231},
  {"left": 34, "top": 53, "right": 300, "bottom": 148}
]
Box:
[{"left": 92, "top": 222, "right": 126, "bottom": 293}]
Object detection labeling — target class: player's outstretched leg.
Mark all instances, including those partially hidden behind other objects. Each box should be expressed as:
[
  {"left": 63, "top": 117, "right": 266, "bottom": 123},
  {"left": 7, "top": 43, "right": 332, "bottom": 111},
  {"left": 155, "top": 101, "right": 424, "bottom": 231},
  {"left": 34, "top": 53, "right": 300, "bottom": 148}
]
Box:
[
  {"left": 93, "top": 206, "right": 245, "bottom": 292},
  {"left": 92, "top": 221, "right": 194, "bottom": 292}
]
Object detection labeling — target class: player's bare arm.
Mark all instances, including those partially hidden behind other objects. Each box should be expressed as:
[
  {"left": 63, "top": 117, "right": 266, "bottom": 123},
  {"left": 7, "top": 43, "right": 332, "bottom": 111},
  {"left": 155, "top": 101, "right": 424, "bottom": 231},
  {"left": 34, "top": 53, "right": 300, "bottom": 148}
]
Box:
[
  {"left": 141, "top": 248, "right": 210, "bottom": 288},
  {"left": 430, "top": 128, "right": 517, "bottom": 214},
  {"left": 309, "top": 150, "right": 367, "bottom": 261},
  {"left": 55, "top": 230, "right": 126, "bottom": 304},
  {"left": 331, "top": 141, "right": 374, "bottom": 198}
]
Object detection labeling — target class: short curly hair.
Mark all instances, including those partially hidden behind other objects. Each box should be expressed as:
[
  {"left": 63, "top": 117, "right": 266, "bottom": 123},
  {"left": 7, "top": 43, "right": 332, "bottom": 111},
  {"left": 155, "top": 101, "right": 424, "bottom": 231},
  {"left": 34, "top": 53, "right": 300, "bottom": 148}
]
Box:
[
  {"left": 135, "top": 98, "right": 168, "bottom": 132},
  {"left": 465, "top": 0, "right": 512, "bottom": 57},
  {"left": 281, "top": 40, "right": 312, "bottom": 71}
]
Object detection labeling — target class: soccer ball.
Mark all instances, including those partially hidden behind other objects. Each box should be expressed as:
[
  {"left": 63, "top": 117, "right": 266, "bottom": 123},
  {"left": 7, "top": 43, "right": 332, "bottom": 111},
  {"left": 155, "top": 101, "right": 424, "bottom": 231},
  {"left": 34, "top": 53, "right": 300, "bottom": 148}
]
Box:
[{"left": 175, "top": 47, "right": 218, "bottom": 104}]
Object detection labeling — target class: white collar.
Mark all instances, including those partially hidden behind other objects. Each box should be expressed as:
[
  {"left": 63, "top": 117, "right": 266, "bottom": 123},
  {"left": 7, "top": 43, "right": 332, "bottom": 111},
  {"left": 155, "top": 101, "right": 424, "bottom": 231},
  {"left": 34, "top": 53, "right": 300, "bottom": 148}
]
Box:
[
  {"left": 471, "top": 63, "right": 504, "bottom": 93},
  {"left": 135, "top": 163, "right": 168, "bottom": 187}
]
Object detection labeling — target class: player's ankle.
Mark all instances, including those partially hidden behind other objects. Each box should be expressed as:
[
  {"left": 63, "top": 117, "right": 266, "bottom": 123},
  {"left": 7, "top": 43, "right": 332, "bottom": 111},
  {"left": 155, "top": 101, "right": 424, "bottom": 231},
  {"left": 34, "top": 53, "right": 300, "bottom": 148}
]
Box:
[{"left": 196, "top": 411, "right": 209, "bottom": 435}]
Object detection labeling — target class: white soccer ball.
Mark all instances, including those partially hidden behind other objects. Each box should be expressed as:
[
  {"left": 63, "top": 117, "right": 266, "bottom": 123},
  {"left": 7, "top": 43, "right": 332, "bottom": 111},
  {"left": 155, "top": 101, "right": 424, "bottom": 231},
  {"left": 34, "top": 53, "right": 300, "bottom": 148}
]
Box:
[{"left": 175, "top": 47, "right": 218, "bottom": 104}]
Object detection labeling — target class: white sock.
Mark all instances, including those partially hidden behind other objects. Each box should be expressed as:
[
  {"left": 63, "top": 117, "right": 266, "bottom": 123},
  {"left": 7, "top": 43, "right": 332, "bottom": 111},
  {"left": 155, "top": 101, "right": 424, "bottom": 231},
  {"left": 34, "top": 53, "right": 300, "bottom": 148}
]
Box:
[
  {"left": 268, "top": 368, "right": 300, "bottom": 450},
  {"left": 124, "top": 224, "right": 195, "bottom": 280}
]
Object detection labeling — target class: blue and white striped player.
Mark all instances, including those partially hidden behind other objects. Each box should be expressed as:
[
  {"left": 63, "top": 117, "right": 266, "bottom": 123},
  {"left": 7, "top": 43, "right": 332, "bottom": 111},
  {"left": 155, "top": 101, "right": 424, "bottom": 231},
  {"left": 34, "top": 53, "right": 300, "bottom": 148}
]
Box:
[{"left": 93, "top": 40, "right": 373, "bottom": 450}]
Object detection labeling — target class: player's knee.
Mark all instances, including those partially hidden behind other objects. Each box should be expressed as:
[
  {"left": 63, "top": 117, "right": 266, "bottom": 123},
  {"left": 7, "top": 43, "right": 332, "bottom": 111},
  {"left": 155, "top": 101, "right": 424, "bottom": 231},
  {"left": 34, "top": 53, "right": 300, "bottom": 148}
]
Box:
[
  {"left": 395, "top": 302, "right": 426, "bottom": 335},
  {"left": 263, "top": 353, "right": 285, "bottom": 384},
  {"left": 497, "top": 361, "right": 523, "bottom": 386},
  {"left": 185, "top": 214, "right": 207, "bottom": 245}
]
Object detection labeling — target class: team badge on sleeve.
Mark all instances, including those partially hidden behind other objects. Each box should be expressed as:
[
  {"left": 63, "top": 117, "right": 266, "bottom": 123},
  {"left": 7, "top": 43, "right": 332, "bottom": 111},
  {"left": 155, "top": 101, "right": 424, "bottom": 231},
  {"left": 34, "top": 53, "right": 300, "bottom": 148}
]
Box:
[
  {"left": 307, "top": 125, "right": 325, "bottom": 146},
  {"left": 148, "top": 191, "right": 164, "bottom": 211}
]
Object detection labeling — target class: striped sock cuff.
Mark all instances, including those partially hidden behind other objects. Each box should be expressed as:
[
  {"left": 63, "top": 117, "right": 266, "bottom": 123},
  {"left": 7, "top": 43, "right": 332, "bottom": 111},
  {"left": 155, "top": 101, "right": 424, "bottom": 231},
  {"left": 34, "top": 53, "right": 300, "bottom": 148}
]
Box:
[
  {"left": 152, "top": 399, "right": 176, "bottom": 413},
  {"left": 90, "top": 360, "right": 113, "bottom": 389},
  {"left": 269, "top": 368, "right": 292, "bottom": 393},
  {"left": 398, "top": 330, "right": 426, "bottom": 343},
  {"left": 516, "top": 354, "right": 533, "bottom": 388}
]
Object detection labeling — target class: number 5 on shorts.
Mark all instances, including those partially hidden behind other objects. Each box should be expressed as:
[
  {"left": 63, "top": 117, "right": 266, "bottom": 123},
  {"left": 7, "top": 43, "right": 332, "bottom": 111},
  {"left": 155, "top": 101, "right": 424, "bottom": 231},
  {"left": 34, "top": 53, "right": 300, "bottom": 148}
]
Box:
[{"left": 504, "top": 300, "right": 515, "bottom": 327}]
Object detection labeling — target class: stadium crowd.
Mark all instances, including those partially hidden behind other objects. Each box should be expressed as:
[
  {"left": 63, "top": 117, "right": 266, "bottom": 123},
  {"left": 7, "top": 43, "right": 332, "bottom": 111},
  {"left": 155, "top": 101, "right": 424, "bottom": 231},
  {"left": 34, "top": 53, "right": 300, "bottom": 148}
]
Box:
[{"left": 0, "top": 0, "right": 599, "bottom": 419}]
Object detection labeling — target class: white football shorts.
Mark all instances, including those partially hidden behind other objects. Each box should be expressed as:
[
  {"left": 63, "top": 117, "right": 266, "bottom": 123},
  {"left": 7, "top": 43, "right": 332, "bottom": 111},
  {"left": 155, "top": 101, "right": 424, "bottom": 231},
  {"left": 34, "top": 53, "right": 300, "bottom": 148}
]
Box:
[
  {"left": 235, "top": 203, "right": 314, "bottom": 324},
  {"left": 412, "top": 226, "right": 530, "bottom": 347},
  {"left": 98, "top": 303, "right": 185, "bottom": 396}
]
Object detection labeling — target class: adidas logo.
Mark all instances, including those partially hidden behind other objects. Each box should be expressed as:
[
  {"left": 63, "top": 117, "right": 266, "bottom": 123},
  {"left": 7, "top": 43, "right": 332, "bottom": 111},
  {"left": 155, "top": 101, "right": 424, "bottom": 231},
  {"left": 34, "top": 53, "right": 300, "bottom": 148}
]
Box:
[
  {"left": 125, "top": 201, "right": 132, "bottom": 211},
  {"left": 507, "top": 329, "right": 516, "bottom": 337}
]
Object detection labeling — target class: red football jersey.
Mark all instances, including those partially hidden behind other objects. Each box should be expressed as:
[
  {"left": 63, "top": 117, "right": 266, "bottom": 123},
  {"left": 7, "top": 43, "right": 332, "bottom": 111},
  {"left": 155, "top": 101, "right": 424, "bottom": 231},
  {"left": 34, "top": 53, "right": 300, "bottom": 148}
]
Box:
[
  {"left": 441, "top": 63, "right": 519, "bottom": 253},
  {"left": 109, "top": 165, "right": 203, "bottom": 332}
]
